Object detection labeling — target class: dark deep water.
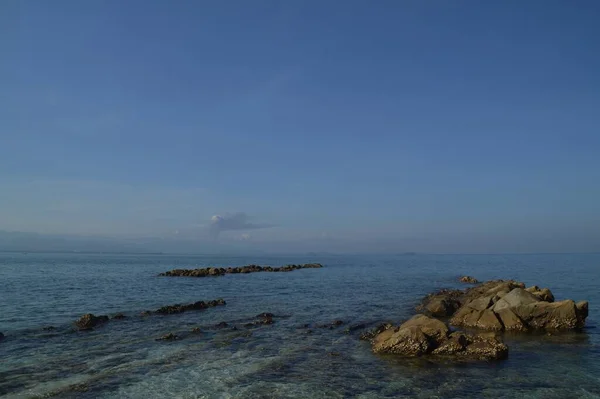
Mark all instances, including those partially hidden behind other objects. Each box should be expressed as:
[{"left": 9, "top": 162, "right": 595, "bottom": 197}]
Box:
[{"left": 1, "top": 253, "right": 599, "bottom": 398}]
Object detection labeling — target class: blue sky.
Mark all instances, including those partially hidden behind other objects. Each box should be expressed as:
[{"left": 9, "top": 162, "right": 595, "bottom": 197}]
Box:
[{"left": 1, "top": 0, "right": 599, "bottom": 253}]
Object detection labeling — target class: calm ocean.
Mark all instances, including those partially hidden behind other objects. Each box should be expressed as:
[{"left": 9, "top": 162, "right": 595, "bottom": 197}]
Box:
[{"left": 1, "top": 253, "right": 599, "bottom": 398}]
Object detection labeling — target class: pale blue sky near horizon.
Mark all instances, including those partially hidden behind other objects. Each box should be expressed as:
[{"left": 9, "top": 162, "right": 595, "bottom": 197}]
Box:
[{"left": 1, "top": 0, "right": 599, "bottom": 253}]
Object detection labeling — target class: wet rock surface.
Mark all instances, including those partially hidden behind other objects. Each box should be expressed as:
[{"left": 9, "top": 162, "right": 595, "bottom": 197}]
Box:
[
  {"left": 156, "top": 333, "right": 179, "bottom": 341},
  {"left": 155, "top": 299, "right": 226, "bottom": 315},
  {"left": 417, "top": 279, "right": 588, "bottom": 332},
  {"left": 75, "top": 314, "right": 109, "bottom": 331},
  {"left": 360, "top": 323, "right": 393, "bottom": 342},
  {"left": 372, "top": 315, "right": 508, "bottom": 360},
  {"left": 459, "top": 276, "right": 479, "bottom": 284},
  {"left": 159, "top": 263, "right": 323, "bottom": 278}
]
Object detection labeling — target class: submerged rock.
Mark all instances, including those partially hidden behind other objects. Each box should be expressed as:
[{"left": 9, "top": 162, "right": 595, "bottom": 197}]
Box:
[
  {"left": 156, "top": 333, "right": 179, "bottom": 341},
  {"left": 244, "top": 313, "right": 275, "bottom": 328},
  {"left": 372, "top": 314, "right": 508, "bottom": 361},
  {"left": 75, "top": 314, "right": 109, "bottom": 330},
  {"left": 360, "top": 323, "right": 393, "bottom": 341},
  {"left": 42, "top": 326, "right": 56, "bottom": 331},
  {"left": 112, "top": 313, "right": 127, "bottom": 320},
  {"left": 159, "top": 263, "right": 323, "bottom": 278},
  {"left": 0, "top": 332, "right": 4, "bottom": 341},
  {"left": 317, "top": 320, "right": 345, "bottom": 329},
  {"left": 155, "top": 298, "right": 226, "bottom": 315},
  {"left": 459, "top": 276, "right": 479, "bottom": 284}
]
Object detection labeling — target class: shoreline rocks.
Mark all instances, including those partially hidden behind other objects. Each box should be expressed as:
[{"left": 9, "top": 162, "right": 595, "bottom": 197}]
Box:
[
  {"left": 74, "top": 298, "right": 226, "bottom": 330},
  {"left": 158, "top": 263, "right": 323, "bottom": 278},
  {"left": 371, "top": 278, "right": 589, "bottom": 362},
  {"left": 156, "top": 333, "right": 179, "bottom": 341},
  {"left": 155, "top": 299, "right": 226, "bottom": 315},
  {"left": 75, "top": 314, "right": 109, "bottom": 331},
  {"left": 372, "top": 314, "right": 508, "bottom": 360},
  {"left": 459, "top": 276, "right": 479, "bottom": 284},
  {"left": 418, "top": 280, "right": 588, "bottom": 332}
]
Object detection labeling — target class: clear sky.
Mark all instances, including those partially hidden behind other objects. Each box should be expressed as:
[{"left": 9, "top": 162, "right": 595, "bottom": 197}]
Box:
[{"left": 1, "top": 0, "right": 599, "bottom": 253}]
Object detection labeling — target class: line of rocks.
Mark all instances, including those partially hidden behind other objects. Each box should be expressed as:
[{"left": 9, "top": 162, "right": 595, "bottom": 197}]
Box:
[
  {"left": 158, "top": 263, "right": 323, "bottom": 278},
  {"left": 75, "top": 298, "right": 226, "bottom": 330},
  {"left": 155, "top": 312, "right": 276, "bottom": 342}
]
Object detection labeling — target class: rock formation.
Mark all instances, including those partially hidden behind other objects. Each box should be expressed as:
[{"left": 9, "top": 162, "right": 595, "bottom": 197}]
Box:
[
  {"left": 418, "top": 280, "right": 588, "bottom": 332},
  {"left": 371, "top": 314, "right": 508, "bottom": 360},
  {"left": 159, "top": 263, "right": 323, "bottom": 278},
  {"left": 459, "top": 276, "right": 479, "bottom": 283},
  {"left": 75, "top": 314, "right": 109, "bottom": 330}
]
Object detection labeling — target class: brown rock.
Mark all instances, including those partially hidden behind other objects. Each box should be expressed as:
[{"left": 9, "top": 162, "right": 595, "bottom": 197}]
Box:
[
  {"left": 495, "top": 308, "right": 527, "bottom": 331},
  {"left": 459, "top": 276, "right": 479, "bottom": 284},
  {"left": 156, "top": 333, "right": 179, "bottom": 341},
  {"left": 492, "top": 288, "right": 541, "bottom": 312},
  {"left": 463, "top": 336, "right": 508, "bottom": 360},
  {"left": 360, "top": 323, "right": 393, "bottom": 341},
  {"left": 75, "top": 314, "right": 109, "bottom": 330},
  {"left": 425, "top": 298, "right": 456, "bottom": 317},
  {"left": 466, "top": 296, "right": 494, "bottom": 311},
  {"left": 400, "top": 314, "right": 449, "bottom": 343},
  {"left": 476, "top": 309, "right": 504, "bottom": 331},
  {"left": 576, "top": 301, "right": 589, "bottom": 319},
  {"left": 514, "top": 300, "right": 583, "bottom": 330},
  {"left": 373, "top": 325, "right": 433, "bottom": 355}
]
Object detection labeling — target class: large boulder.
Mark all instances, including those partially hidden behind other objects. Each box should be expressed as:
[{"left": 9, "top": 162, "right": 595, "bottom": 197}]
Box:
[
  {"left": 372, "top": 314, "right": 508, "bottom": 361},
  {"left": 75, "top": 314, "right": 109, "bottom": 330},
  {"left": 492, "top": 288, "right": 541, "bottom": 312},
  {"left": 450, "top": 286, "right": 588, "bottom": 332}
]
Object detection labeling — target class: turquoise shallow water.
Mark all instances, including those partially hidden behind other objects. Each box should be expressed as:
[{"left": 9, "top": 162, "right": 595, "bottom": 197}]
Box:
[{"left": 0, "top": 253, "right": 599, "bottom": 398}]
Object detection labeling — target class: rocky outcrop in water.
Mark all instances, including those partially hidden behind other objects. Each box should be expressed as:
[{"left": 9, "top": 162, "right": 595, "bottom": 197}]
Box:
[
  {"left": 0, "top": 332, "right": 4, "bottom": 341},
  {"left": 459, "top": 276, "right": 479, "bottom": 284},
  {"left": 75, "top": 314, "right": 109, "bottom": 330},
  {"left": 74, "top": 299, "right": 226, "bottom": 331},
  {"left": 371, "top": 314, "right": 508, "bottom": 360},
  {"left": 243, "top": 313, "right": 274, "bottom": 327},
  {"left": 156, "top": 333, "right": 179, "bottom": 341},
  {"left": 158, "top": 263, "right": 323, "bottom": 278},
  {"left": 418, "top": 280, "right": 588, "bottom": 332},
  {"left": 155, "top": 299, "right": 226, "bottom": 315}
]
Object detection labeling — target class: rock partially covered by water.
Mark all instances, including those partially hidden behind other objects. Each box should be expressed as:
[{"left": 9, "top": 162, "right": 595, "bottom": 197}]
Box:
[
  {"left": 372, "top": 314, "right": 508, "bottom": 361},
  {"left": 75, "top": 314, "right": 109, "bottom": 330},
  {"left": 156, "top": 333, "right": 179, "bottom": 341},
  {"left": 0, "top": 332, "right": 4, "bottom": 341},
  {"left": 418, "top": 279, "right": 589, "bottom": 332},
  {"left": 360, "top": 323, "right": 393, "bottom": 341},
  {"left": 451, "top": 285, "right": 588, "bottom": 331},
  {"left": 244, "top": 313, "right": 275, "bottom": 327},
  {"left": 155, "top": 298, "right": 226, "bottom": 315},
  {"left": 459, "top": 276, "right": 479, "bottom": 284},
  {"left": 159, "top": 263, "right": 323, "bottom": 278}
]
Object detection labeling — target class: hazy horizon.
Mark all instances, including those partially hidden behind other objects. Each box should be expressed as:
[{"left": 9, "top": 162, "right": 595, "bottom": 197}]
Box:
[{"left": 2, "top": 1, "right": 599, "bottom": 254}]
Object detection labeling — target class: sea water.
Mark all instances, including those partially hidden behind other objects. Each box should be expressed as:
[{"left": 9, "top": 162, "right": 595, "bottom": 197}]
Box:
[{"left": 1, "top": 253, "right": 599, "bottom": 398}]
